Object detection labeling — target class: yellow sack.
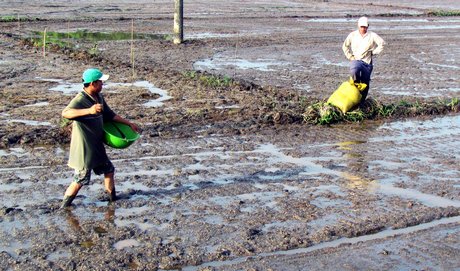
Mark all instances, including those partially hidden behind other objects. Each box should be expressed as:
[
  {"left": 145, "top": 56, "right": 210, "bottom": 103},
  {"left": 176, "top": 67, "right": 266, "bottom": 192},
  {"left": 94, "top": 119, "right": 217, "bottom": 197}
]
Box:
[{"left": 327, "top": 78, "right": 367, "bottom": 113}]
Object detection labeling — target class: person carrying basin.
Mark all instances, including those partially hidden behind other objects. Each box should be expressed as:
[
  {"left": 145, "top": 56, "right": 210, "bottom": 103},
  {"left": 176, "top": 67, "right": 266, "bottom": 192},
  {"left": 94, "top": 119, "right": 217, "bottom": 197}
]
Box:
[
  {"left": 60, "top": 68, "right": 140, "bottom": 208},
  {"left": 342, "top": 16, "right": 385, "bottom": 105}
]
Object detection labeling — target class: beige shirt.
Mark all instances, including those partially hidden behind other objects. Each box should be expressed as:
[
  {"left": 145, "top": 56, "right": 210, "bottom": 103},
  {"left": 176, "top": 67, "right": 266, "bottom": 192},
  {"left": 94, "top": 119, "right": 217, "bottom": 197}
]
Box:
[{"left": 342, "top": 30, "right": 385, "bottom": 64}]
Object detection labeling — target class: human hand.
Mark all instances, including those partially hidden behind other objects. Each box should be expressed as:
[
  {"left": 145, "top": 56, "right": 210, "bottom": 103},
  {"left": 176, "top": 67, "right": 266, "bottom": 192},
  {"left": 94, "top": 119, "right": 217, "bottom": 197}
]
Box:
[
  {"left": 350, "top": 56, "right": 356, "bottom": 60},
  {"left": 89, "top": 104, "right": 103, "bottom": 114},
  {"left": 129, "top": 123, "right": 141, "bottom": 133}
]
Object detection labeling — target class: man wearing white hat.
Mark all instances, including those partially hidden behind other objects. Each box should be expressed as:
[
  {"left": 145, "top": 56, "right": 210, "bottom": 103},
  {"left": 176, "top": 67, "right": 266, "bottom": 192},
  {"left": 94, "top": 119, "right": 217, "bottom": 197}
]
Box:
[{"left": 342, "top": 16, "right": 385, "bottom": 104}]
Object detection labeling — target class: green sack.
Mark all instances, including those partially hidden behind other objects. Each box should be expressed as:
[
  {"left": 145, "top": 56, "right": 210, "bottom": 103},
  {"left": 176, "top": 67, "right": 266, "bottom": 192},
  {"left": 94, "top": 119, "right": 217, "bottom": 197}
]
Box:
[{"left": 327, "top": 78, "right": 367, "bottom": 113}]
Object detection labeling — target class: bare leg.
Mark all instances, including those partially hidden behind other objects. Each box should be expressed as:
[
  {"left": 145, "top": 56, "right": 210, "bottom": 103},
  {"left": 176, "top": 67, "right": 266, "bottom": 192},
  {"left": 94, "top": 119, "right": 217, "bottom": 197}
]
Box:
[
  {"left": 61, "top": 182, "right": 83, "bottom": 208},
  {"left": 104, "top": 171, "right": 116, "bottom": 202}
]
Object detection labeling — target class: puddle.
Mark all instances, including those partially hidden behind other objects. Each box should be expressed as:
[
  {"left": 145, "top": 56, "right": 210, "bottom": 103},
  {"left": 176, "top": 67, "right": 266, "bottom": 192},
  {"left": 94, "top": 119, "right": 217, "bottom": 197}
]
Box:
[
  {"left": 186, "top": 32, "right": 239, "bottom": 39},
  {"left": 133, "top": 81, "right": 172, "bottom": 107},
  {"left": 303, "top": 18, "right": 460, "bottom": 31},
  {"left": 411, "top": 55, "right": 460, "bottom": 70},
  {"left": 183, "top": 215, "right": 460, "bottom": 271},
  {"left": 0, "top": 240, "right": 32, "bottom": 259},
  {"left": 0, "top": 165, "right": 48, "bottom": 172},
  {"left": 293, "top": 83, "right": 311, "bottom": 92},
  {"left": 24, "top": 102, "right": 49, "bottom": 107},
  {"left": 31, "top": 30, "right": 170, "bottom": 47},
  {"left": 312, "top": 54, "right": 348, "bottom": 68},
  {"left": 46, "top": 249, "right": 71, "bottom": 261},
  {"left": 203, "top": 215, "right": 225, "bottom": 225},
  {"left": 310, "top": 197, "right": 350, "bottom": 209},
  {"left": 215, "top": 105, "right": 240, "bottom": 109},
  {"left": 194, "top": 56, "right": 290, "bottom": 72},
  {"left": 310, "top": 185, "right": 345, "bottom": 197},
  {"left": 43, "top": 78, "right": 172, "bottom": 107},
  {"left": 208, "top": 191, "right": 282, "bottom": 213},
  {"left": 373, "top": 115, "right": 460, "bottom": 143},
  {"left": 113, "top": 239, "right": 141, "bottom": 250},
  {"left": 48, "top": 82, "right": 82, "bottom": 95},
  {"left": 5, "top": 119, "right": 53, "bottom": 126},
  {"left": 254, "top": 144, "right": 338, "bottom": 176},
  {"left": 375, "top": 182, "right": 460, "bottom": 208},
  {"left": 0, "top": 147, "right": 29, "bottom": 157}
]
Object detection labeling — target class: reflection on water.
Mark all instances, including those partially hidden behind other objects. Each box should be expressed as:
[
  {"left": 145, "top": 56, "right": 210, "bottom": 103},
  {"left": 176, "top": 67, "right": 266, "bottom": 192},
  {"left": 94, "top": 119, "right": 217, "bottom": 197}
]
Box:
[{"left": 336, "top": 140, "right": 366, "bottom": 150}]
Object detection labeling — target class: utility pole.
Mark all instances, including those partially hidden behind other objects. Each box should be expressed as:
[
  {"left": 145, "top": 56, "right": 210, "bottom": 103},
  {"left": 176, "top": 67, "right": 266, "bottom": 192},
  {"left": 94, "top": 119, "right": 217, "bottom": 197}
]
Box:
[{"left": 173, "top": 0, "right": 184, "bottom": 44}]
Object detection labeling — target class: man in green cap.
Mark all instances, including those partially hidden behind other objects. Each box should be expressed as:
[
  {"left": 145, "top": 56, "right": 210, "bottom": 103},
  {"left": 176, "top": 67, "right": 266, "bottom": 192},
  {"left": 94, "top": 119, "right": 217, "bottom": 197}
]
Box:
[{"left": 60, "top": 68, "right": 140, "bottom": 208}]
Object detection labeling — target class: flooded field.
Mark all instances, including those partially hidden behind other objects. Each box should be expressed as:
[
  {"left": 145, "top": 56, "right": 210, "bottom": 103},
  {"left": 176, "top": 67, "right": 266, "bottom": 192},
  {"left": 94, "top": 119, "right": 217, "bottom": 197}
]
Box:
[{"left": 1, "top": 0, "right": 459, "bottom": 270}]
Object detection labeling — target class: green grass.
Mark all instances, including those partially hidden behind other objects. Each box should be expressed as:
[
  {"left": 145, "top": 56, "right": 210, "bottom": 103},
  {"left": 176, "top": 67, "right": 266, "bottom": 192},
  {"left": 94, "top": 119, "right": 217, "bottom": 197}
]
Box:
[
  {"left": 0, "top": 15, "right": 35, "bottom": 22},
  {"left": 183, "top": 71, "right": 233, "bottom": 88},
  {"left": 27, "top": 30, "right": 172, "bottom": 52},
  {"left": 34, "top": 30, "right": 170, "bottom": 42},
  {"left": 426, "top": 10, "right": 460, "bottom": 16},
  {"left": 377, "top": 104, "right": 396, "bottom": 117}
]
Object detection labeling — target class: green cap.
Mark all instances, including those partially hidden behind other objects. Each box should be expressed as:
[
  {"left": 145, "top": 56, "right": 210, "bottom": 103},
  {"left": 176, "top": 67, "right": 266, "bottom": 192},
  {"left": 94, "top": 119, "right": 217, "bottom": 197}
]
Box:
[{"left": 82, "top": 68, "right": 109, "bottom": 84}]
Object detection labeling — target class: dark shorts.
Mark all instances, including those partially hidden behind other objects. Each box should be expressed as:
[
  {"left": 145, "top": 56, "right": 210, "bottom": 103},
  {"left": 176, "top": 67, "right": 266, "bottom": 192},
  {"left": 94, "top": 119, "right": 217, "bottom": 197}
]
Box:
[{"left": 73, "top": 161, "right": 115, "bottom": 185}]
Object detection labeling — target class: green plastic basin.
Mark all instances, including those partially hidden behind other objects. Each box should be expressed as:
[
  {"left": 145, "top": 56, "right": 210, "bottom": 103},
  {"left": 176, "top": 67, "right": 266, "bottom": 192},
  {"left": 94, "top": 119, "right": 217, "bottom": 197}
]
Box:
[{"left": 103, "top": 121, "right": 140, "bottom": 149}]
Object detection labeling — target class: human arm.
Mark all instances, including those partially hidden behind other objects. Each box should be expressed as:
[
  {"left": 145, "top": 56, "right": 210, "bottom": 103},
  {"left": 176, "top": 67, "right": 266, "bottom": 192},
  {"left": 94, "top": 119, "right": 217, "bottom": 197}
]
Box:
[
  {"left": 371, "top": 33, "right": 385, "bottom": 56},
  {"left": 62, "top": 103, "right": 103, "bottom": 119},
  {"left": 342, "top": 33, "right": 355, "bottom": 60},
  {"left": 112, "top": 115, "right": 141, "bottom": 133}
]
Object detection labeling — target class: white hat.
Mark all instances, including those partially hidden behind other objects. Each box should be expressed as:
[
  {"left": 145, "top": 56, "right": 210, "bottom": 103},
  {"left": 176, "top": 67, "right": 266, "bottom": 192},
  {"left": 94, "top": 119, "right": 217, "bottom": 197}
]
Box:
[{"left": 358, "top": 17, "right": 369, "bottom": 27}]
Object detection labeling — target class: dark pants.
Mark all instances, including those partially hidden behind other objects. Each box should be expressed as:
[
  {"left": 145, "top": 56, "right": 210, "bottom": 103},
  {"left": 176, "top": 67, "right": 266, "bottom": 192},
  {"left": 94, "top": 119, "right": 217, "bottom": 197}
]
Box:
[{"left": 350, "top": 60, "right": 373, "bottom": 103}]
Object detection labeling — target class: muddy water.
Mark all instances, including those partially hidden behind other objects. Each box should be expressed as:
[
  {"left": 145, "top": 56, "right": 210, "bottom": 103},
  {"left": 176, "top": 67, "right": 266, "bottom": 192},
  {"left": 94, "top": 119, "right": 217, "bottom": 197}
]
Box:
[
  {"left": 1, "top": 115, "right": 459, "bottom": 270},
  {"left": 1, "top": 0, "right": 460, "bottom": 270}
]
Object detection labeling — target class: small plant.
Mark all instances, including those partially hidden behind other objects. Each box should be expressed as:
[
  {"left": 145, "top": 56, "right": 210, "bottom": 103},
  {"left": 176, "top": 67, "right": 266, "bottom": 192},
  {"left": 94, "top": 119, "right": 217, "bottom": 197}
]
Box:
[
  {"left": 183, "top": 70, "right": 197, "bottom": 79},
  {"left": 318, "top": 106, "right": 342, "bottom": 125},
  {"left": 398, "top": 100, "right": 411, "bottom": 107},
  {"left": 199, "top": 74, "right": 233, "bottom": 88},
  {"left": 87, "top": 43, "right": 99, "bottom": 56},
  {"left": 412, "top": 100, "right": 421, "bottom": 109},
  {"left": 448, "top": 97, "right": 459, "bottom": 111},
  {"left": 377, "top": 104, "right": 396, "bottom": 117},
  {"left": 344, "top": 110, "right": 365, "bottom": 122}
]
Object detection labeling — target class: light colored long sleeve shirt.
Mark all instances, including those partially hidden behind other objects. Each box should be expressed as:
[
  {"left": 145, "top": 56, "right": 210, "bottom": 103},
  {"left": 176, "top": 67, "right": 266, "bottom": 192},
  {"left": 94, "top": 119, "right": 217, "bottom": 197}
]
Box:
[{"left": 342, "top": 30, "right": 385, "bottom": 64}]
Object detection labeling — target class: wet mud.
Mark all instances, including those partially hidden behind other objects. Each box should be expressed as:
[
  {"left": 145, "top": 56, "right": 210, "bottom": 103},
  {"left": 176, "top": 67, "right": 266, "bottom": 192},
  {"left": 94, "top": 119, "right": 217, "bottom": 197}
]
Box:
[{"left": 1, "top": 1, "right": 460, "bottom": 270}]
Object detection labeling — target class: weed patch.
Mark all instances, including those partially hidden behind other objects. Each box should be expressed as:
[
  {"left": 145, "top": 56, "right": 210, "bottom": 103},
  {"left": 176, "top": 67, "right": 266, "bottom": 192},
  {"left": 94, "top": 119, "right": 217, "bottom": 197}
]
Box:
[
  {"left": 426, "top": 10, "right": 460, "bottom": 17},
  {"left": 303, "top": 98, "right": 460, "bottom": 125}
]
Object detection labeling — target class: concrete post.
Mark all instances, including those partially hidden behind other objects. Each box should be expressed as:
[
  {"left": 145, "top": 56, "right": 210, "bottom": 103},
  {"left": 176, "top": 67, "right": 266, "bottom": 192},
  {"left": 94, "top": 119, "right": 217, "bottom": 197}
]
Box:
[{"left": 173, "top": 0, "right": 184, "bottom": 44}]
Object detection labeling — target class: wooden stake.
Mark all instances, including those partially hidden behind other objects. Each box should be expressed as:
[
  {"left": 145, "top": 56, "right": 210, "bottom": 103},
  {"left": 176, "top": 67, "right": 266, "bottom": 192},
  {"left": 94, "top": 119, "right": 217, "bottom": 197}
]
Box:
[
  {"left": 43, "top": 28, "right": 46, "bottom": 57},
  {"left": 131, "top": 19, "right": 135, "bottom": 78},
  {"left": 173, "top": 0, "right": 183, "bottom": 44}
]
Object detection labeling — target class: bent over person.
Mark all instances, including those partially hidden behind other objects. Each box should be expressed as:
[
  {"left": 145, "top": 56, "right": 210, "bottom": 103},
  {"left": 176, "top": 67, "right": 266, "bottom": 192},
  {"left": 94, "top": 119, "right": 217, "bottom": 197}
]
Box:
[
  {"left": 61, "top": 68, "right": 139, "bottom": 208},
  {"left": 342, "top": 16, "right": 385, "bottom": 104}
]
